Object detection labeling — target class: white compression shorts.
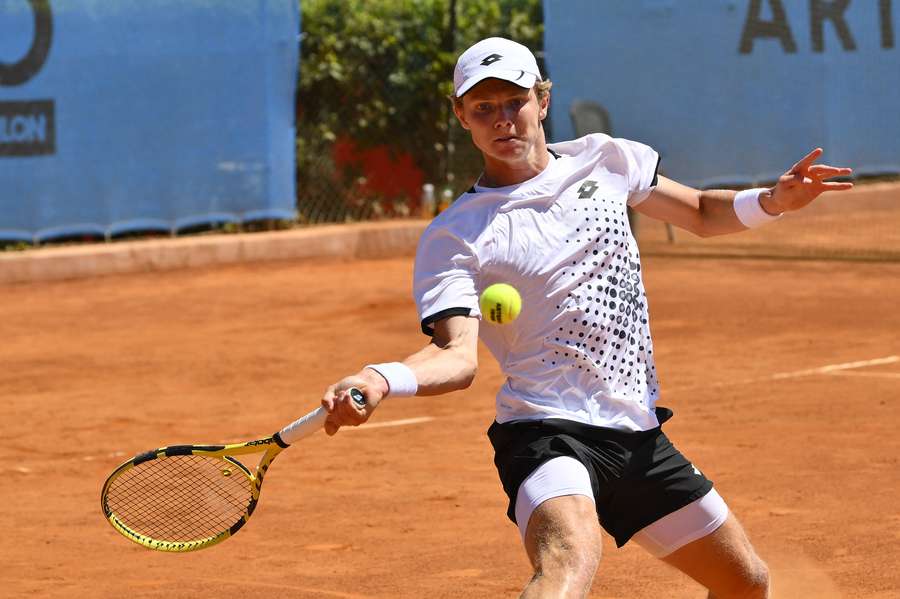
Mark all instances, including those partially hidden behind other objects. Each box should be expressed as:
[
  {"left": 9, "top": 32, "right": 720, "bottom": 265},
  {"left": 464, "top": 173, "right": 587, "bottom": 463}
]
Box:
[{"left": 514, "top": 455, "right": 729, "bottom": 558}]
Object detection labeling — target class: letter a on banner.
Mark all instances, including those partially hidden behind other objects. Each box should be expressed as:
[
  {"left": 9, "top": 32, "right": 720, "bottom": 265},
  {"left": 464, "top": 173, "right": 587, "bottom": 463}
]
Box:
[{"left": 739, "top": 0, "right": 797, "bottom": 54}]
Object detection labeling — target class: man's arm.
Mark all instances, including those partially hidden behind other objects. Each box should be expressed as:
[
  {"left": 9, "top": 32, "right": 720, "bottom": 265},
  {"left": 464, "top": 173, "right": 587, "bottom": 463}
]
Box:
[
  {"left": 634, "top": 148, "right": 853, "bottom": 237},
  {"left": 321, "top": 314, "right": 479, "bottom": 435}
]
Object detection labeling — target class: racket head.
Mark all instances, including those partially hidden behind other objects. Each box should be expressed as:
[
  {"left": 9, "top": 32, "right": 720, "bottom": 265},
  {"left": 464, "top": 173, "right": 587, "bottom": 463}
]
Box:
[{"left": 101, "top": 442, "right": 275, "bottom": 552}]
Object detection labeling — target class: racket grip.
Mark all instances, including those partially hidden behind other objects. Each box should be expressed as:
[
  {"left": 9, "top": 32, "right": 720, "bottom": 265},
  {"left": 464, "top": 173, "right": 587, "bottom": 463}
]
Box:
[{"left": 276, "top": 388, "right": 366, "bottom": 446}]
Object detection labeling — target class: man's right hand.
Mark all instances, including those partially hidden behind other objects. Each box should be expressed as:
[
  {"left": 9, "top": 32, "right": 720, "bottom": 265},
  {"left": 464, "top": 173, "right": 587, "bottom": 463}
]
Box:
[{"left": 321, "top": 369, "right": 389, "bottom": 435}]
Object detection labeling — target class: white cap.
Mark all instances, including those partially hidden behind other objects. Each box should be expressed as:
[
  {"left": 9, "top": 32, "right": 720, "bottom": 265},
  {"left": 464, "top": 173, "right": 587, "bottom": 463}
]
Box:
[{"left": 453, "top": 37, "right": 542, "bottom": 97}]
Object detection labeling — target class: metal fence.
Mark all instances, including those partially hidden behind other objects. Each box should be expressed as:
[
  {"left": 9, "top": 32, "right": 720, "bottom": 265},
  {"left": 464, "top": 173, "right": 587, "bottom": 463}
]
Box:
[{"left": 294, "top": 0, "right": 544, "bottom": 224}]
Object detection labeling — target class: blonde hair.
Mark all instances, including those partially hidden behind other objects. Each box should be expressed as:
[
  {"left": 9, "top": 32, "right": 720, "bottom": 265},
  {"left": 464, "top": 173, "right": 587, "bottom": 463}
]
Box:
[{"left": 534, "top": 79, "right": 553, "bottom": 101}]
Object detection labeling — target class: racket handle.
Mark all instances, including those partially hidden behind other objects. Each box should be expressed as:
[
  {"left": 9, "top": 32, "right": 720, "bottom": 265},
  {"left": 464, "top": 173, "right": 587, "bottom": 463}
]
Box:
[{"left": 276, "top": 388, "right": 366, "bottom": 446}]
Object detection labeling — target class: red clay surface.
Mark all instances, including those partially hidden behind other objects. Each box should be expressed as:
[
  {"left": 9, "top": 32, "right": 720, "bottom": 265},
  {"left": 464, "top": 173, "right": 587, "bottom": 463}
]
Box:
[{"left": 1, "top": 255, "right": 898, "bottom": 598}]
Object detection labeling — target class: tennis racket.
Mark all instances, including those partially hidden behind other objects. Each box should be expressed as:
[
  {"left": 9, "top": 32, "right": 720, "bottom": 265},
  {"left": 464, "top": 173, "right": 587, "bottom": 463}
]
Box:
[{"left": 100, "top": 387, "right": 365, "bottom": 552}]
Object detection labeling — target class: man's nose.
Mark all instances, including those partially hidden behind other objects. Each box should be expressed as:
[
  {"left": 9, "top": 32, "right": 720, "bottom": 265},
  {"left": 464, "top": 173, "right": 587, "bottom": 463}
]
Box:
[{"left": 494, "top": 107, "right": 515, "bottom": 128}]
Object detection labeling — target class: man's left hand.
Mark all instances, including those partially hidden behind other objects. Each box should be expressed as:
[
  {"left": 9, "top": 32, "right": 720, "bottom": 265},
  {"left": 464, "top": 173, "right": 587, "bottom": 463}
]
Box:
[{"left": 760, "top": 148, "right": 854, "bottom": 215}]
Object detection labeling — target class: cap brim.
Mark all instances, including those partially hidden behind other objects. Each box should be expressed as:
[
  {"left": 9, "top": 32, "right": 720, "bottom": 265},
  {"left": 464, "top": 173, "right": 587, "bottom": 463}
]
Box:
[{"left": 456, "top": 69, "right": 538, "bottom": 97}]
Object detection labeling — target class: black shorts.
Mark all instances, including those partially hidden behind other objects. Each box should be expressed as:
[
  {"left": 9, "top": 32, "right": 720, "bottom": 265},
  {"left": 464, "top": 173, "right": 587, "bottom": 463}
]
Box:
[{"left": 487, "top": 407, "right": 713, "bottom": 548}]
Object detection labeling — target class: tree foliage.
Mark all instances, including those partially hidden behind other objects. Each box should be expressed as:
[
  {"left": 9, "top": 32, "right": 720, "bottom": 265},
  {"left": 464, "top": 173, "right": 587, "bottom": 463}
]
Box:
[{"left": 297, "top": 0, "right": 543, "bottom": 221}]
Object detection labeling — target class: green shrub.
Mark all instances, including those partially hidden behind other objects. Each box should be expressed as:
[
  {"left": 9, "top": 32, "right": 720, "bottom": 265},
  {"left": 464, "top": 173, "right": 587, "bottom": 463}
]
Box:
[{"left": 297, "top": 0, "right": 543, "bottom": 221}]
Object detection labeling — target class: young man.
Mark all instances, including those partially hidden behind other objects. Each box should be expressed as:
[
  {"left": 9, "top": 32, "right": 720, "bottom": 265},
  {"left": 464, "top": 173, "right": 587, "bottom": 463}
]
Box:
[{"left": 320, "top": 37, "right": 853, "bottom": 598}]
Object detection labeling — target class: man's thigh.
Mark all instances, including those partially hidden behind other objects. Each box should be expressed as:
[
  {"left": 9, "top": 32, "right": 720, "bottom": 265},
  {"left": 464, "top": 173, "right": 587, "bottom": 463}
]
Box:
[
  {"left": 660, "top": 511, "right": 768, "bottom": 596},
  {"left": 517, "top": 457, "right": 602, "bottom": 569},
  {"left": 524, "top": 494, "right": 603, "bottom": 569}
]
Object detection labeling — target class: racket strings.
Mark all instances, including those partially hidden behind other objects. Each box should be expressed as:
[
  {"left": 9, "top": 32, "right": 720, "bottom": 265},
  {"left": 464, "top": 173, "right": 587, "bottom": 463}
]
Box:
[{"left": 105, "top": 454, "right": 253, "bottom": 542}]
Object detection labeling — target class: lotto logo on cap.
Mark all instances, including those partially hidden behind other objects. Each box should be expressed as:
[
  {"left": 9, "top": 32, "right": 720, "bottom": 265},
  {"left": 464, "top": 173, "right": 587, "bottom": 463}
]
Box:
[{"left": 453, "top": 37, "right": 542, "bottom": 97}]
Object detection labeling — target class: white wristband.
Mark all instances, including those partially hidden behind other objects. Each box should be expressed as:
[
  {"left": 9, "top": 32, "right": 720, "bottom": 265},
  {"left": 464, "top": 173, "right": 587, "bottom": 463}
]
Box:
[
  {"left": 733, "top": 188, "right": 781, "bottom": 228},
  {"left": 365, "top": 362, "right": 418, "bottom": 397}
]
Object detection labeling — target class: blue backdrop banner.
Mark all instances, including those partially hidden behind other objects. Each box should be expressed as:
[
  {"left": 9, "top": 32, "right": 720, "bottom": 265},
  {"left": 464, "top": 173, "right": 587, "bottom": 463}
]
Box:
[
  {"left": 0, "top": 0, "right": 298, "bottom": 242},
  {"left": 544, "top": 0, "right": 899, "bottom": 188}
]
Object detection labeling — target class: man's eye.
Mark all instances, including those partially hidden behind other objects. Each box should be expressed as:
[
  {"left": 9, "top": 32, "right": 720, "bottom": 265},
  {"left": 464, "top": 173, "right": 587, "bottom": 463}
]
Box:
[{"left": 476, "top": 103, "right": 492, "bottom": 112}]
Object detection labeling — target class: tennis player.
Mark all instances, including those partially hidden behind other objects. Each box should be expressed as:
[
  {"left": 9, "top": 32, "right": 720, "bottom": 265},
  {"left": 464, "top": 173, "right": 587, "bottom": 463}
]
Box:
[{"left": 322, "top": 37, "right": 853, "bottom": 598}]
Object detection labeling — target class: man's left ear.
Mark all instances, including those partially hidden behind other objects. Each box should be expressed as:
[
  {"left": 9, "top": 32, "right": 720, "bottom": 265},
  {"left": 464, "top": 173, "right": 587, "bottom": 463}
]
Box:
[{"left": 539, "top": 94, "right": 550, "bottom": 120}]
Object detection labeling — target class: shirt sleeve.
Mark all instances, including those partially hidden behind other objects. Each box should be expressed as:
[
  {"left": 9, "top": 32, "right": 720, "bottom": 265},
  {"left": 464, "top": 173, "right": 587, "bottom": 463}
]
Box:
[
  {"left": 413, "top": 224, "right": 481, "bottom": 336},
  {"left": 613, "top": 138, "right": 661, "bottom": 207}
]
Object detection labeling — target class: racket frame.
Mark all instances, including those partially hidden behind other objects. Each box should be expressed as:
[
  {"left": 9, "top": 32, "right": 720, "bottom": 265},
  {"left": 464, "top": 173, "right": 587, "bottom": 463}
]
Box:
[
  {"left": 101, "top": 436, "right": 286, "bottom": 552},
  {"left": 101, "top": 388, "right": 364, "bottom": 552}
]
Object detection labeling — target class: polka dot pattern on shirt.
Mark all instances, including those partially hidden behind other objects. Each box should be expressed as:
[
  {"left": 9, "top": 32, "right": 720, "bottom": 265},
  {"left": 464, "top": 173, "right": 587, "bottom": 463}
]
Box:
[{"left": 544, "top": 190, "right": 659, "bottom": 404}]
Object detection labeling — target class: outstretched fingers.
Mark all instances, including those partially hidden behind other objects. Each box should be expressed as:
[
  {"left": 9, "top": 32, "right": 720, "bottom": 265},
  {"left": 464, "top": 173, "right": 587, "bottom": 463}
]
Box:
[
  {"left": 774, "top": 148, "right": 854, "bottom": 209},
  {"left": 807, "top": 164, "right": 853, "bottom": 180},
  {"left": 790, "top": 147, "right": 823, "bottom": 174},
  {"left": 819, "top": 180, "right": 855, "bottom": 191},
  {"left": 808, "top": 164, "right": 854, "bottom": 192}
]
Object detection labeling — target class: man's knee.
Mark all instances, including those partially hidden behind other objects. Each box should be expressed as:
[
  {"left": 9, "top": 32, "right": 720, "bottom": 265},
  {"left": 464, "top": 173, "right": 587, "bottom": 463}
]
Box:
[
  {"left": 719, "top": 556, "right": 769, "bottom": 599},
  {"left": 532, "top": 530, "right": 601, "bottom": 575},
  {"left": 527, "top": 533, "right": 601, "bottom": 599},
  {"left": 745, "top": 557, "right": 770, "bottom": 598}
]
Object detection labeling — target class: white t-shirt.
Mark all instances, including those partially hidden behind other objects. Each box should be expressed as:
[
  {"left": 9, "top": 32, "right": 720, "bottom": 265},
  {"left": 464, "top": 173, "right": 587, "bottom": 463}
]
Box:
[{"left": 414, "top": 133, "right": 662, "bottom": 431}]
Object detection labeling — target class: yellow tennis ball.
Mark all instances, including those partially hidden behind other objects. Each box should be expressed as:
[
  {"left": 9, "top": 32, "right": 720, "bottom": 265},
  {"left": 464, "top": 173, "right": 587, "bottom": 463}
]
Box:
[{"left": 480, "top": 283, "right": 522, "bottom": 325}]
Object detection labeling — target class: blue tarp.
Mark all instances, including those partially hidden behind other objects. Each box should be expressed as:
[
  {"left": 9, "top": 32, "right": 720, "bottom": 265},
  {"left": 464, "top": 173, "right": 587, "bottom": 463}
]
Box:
[
  {"left": 545, "top": 0, "right": 899, "bottom": 188},
  {"left": 0, "top": 0, "right": 299, "bottom": 242}
]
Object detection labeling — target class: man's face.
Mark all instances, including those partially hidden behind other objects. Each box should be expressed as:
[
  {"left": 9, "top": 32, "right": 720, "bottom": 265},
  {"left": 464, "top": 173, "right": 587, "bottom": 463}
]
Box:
[{"left": 454, "top": 78, "right": 549, "bottom": 165}]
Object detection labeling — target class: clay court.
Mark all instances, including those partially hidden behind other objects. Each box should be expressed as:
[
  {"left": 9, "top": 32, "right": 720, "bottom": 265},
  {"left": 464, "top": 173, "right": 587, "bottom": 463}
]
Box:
[{"left": 1, "top": 220, "right": 898, "bottom": 598}]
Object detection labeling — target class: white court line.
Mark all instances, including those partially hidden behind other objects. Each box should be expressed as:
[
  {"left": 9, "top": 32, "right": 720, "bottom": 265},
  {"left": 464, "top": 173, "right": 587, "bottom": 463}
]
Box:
[
  {"left": 826, "top": 370, "right": 900, "bottom": 379},
  {"left": 352, "top": 416, "right": 435, "bottom": 430},
  {"left": 669, "top": 355, "right": 899, "bottom": 393},
  {"left": 767, "top": 355, "right": 900, "bottom": 380}
]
